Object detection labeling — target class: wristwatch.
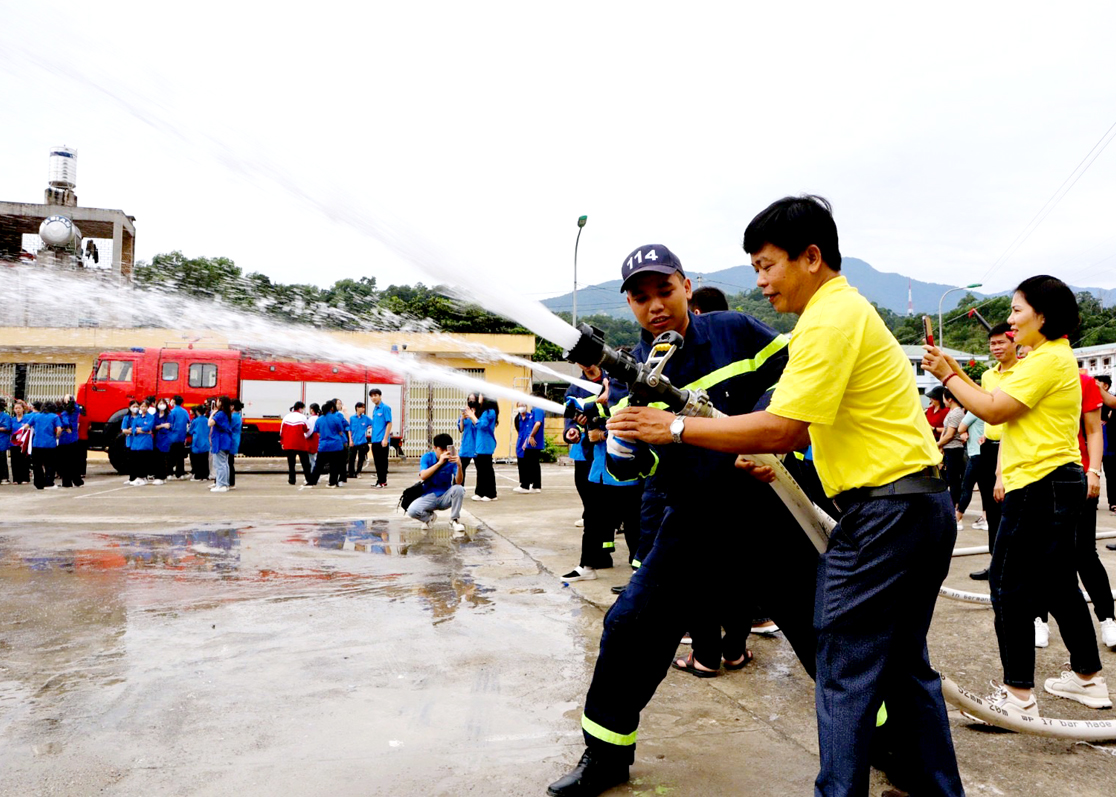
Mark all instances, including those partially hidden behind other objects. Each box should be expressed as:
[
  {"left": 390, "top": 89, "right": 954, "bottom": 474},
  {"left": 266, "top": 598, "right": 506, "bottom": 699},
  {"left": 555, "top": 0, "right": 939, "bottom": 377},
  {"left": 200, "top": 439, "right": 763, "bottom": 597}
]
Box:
[
  {"left": 669, "top": 415, "right": 685, "bottom": 444},
  {"left": 1087, "top": 468, "right": 1102, "bottom": 477}
]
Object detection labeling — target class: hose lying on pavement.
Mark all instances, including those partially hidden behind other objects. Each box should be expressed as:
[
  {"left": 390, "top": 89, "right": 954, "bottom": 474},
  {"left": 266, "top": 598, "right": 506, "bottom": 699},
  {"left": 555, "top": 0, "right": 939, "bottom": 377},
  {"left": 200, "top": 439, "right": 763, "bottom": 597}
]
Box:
[
  {"left": 938, "top": 586, "right": 1116, "bottom": 606},
  {"left": 953, "top": 530, "right": 1116, "bottom": 557},
  {"left": 941, "top": 675, "right": 1116, "bottom": 741}
]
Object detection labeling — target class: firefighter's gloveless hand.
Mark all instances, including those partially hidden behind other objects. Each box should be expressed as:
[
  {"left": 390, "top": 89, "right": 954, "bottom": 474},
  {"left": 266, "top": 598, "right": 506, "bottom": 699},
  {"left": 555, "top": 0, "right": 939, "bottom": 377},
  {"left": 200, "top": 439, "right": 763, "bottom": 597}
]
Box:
[{"left": 607, "top": 406, "right": 674, "bottom": 445}]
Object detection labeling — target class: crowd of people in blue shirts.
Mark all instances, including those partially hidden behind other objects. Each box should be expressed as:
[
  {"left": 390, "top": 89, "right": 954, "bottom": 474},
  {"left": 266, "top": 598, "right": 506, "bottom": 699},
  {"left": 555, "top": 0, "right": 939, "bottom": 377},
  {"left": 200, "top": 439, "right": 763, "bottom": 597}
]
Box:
[{"left": 0, "top": 395, "right": 86, "bottom": 489}]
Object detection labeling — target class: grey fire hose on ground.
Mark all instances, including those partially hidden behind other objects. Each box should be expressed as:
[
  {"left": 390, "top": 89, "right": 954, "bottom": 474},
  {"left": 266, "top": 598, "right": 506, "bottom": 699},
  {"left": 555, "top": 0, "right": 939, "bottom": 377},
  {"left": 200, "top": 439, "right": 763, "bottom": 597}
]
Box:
[{"left": 564, "top": 323, "right": 834, "bottom": 553}]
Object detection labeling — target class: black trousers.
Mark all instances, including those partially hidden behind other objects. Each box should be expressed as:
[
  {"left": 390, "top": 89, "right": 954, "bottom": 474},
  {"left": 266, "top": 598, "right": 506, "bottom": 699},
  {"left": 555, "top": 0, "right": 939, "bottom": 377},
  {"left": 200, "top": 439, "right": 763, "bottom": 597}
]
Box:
[
  {"left": 190, "top": 451, "right": 210, "bottom": 480},
  {"left": 1040, "top": 495, "right": 1114, "bottom": 623},
  {"left": 309, "top": 449, "right": 344, "bottom": 486},
  {"left": 473, "top": 454, "right": 496, "bottom": 498},
  {"left": 573, "top": 459, "right": 591, "bottom": 521},
  {"left": 582, "top": 482, "right": 820, "bottom": 765},
  {"left": 370, "top": 442, "right": 389, "bottom": 485},
  {"left": 11, "top": 448, "right": 30, "bottom": 484},
  {"left": 522, "top": 448, "right": 541, "bottom": 489},
  {"left": 228, "top": 454, "right": 236, "bottom": 487},
  {"left": 958, "top": 453, "right": 980, "bottom": 514},
  {"left": 32, "top": 448, "right": 56, "bottom": 489},
  {"left": 977, "top": 441, "right": 1003, "bottom": 551},
  {"left": 992, "top": 465, "right": 1100, "bottom": 688},
  {"left": 286, "top": 450, "right": 311, "bottom": 484},
  {"left": 348, "top": 443, "right": 369, "bottom": 477},
  {"left": 942, "top": 448, "right": 967, "bottom": 509},
  {"left": 57, "top": 442, "right": 84, "bottom": 487},
  {"left": 130, "top": 449, "right": 151, "bottom": 482},
  {"left": 458, "top": 455, "right": 472, "bottom": 486},
  {"left": 0, "top": 448, "right": 8, "bottom": 482},
  {"left": 169, "top": 441, "right": 187, "bottom": 478},
  {"left": 1105, "top": 454, "right": 1116, "bottom": 509},
  {"left": 152, "top": 450, "right": 168, "bottom": 481}
]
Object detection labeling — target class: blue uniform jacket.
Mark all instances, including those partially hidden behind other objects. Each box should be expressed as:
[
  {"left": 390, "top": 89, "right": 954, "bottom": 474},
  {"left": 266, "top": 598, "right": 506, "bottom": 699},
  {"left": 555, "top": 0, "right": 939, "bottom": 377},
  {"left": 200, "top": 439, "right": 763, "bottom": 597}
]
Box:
[
  {"left": 131, "top": 412, "right": 155, "bottom": 452},
  {"left": 210, "top": 412, "right": 234, "bottom": 454},
  {"left": 474, "top": 409, "right": 497, "bottom": 456},
  {"left": 457, "top": 416, "right": 477, "bottom": 458},
  {"left": 154, "top": 412, "right": 175, "bottom": 453},
  {"left": 188, "top": 416, "right": 210, "bottom": 453},
  {"left": 611, "top": 311, "right": 788, "bottom": 496},
  {"left": 369, "top": 403, "right": 392, "bottom": 444},
  {"left": 525, "top": 407, "right": 546, "bottom": 450},
  {"left": 170, "top": 405, "right": 190, "bottom": 444},
  {"left": 59, "top": 406, "right": 82, "bottom": 446},
  {"left": 27, "top": 412, "right": 60, "bottom": 449},
  {"left": 316, "top": 413, "right": 347, "bottom": 453},
  {"left": 231, "top": 412, "right": 243, "bottom": 454},
  {"left": 514, "top": 412, "right": 531, "bottom": 458},
  {"left": 420, "top": 451, "right": 458, "bottom": 496},
  {"left": 349, "top": 413, "right": 373, "bottom": 445},
  {"left": 0, "top": 411, "right": 12, "bottom": 451},
  {"left": 121, "top": 413, "right": 137, "bottom": 450}
]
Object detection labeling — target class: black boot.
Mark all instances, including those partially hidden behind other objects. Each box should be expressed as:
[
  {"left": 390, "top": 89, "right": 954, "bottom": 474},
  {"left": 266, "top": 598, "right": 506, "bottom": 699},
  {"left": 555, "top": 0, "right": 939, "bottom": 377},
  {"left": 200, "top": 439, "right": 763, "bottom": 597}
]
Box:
[{"left": 547, "top": 749, "right": 629, "bottom": 797}]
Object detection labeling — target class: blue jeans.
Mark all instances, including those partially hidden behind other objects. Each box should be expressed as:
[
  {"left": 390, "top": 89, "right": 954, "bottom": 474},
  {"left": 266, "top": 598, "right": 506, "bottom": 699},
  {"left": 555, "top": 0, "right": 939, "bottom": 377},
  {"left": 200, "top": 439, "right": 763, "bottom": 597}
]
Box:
[
  {"left": 407, "top": 485, "right": 465, "bottom": 522},
  {"left": 815, "top": 491, "right": 962, "bottom": 797},
  {"left": 213, "top": 451, "right": 230, "bottom": 488},
  {"left": 992, "top": 464, "right": 1099, "bottom": 688}
]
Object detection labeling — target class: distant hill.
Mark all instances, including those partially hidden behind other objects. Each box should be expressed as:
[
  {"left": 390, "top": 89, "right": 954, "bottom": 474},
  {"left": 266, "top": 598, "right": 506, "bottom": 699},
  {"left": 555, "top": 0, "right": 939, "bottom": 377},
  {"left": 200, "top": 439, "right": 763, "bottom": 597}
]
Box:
[{"left": 544, "top": 257, "right": 1114, "bottom": 317}]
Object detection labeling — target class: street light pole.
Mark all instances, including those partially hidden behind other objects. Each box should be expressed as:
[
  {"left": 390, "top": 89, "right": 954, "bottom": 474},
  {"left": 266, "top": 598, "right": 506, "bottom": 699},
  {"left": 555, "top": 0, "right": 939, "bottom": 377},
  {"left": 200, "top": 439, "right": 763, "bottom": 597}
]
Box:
[
  {"left": 573, "top": 215, "right": 587, "bottom": 327},
  {"left": 938, "top": 283, "right": 983, "bottom": 346}
]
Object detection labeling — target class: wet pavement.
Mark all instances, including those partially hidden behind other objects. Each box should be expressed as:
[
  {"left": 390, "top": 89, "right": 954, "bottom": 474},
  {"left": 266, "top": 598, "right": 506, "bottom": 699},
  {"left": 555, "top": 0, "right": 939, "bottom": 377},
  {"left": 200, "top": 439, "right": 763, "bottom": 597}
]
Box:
[{"left": 1, "top": 459, "right": 1115, "bottom": 795}]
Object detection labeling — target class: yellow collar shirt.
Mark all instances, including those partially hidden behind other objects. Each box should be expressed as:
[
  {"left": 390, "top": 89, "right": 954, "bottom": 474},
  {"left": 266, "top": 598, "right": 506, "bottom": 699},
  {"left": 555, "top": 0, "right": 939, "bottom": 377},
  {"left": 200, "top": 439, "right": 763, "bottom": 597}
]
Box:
[
  {"left": 766, "top": 276, "right": 941, "bottom": 497},
  {"left": 979, "top": 364, "right": 1014, "bottom": 442},
  {"left": 997, "top": 337, "right": 1081, "bottom": 492}
]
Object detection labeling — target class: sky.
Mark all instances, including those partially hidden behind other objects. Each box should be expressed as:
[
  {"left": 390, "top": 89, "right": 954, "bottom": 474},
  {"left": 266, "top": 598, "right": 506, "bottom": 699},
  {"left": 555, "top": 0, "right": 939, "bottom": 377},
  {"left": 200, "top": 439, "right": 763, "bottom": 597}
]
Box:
[{"left": 2, "top": 1, "right": 1115, "bottom": 316}]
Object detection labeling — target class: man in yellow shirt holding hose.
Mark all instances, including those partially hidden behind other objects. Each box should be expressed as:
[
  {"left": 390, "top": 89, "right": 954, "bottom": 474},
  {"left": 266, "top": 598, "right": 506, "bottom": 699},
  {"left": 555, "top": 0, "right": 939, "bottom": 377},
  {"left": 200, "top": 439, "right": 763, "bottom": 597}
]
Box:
[{"left": 609, "top": 196, "right": 963, "bottom": 797}]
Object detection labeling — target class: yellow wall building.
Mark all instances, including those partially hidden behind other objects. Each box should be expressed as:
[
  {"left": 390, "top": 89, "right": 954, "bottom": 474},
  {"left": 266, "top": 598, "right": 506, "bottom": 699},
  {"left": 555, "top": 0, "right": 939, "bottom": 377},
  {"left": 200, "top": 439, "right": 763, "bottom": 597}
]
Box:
[{"left": 0, "top": 327, "right": 538, "bottom": 459}]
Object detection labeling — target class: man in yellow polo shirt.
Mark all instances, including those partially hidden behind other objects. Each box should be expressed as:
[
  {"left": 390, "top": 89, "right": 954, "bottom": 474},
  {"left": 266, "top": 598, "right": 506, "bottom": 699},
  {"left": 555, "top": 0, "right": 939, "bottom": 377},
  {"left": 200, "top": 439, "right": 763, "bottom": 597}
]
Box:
[
  {"left": 968, "top": 322, "right": 1018, "bottom": 580},
  {"left": 608, "top": 196, "right": 963, "bottom": 797}
]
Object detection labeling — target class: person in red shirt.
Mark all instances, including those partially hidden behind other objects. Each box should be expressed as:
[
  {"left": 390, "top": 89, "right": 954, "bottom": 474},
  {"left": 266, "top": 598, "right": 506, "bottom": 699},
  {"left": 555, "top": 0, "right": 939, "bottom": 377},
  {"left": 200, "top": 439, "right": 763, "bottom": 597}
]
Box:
[
  {"left": 1035, "top": 372, "right": 1116, "bottom": 649},
  {"left": 924, "top": 385, "right": 949, "bottom": 440}
]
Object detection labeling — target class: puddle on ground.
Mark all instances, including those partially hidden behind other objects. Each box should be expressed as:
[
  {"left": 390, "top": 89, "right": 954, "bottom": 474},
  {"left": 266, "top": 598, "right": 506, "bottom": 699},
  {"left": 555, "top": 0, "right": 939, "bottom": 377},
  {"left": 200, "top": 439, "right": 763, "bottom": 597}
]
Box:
[{"left": 0, "top": 517, "right": 595, "bottom": 795}]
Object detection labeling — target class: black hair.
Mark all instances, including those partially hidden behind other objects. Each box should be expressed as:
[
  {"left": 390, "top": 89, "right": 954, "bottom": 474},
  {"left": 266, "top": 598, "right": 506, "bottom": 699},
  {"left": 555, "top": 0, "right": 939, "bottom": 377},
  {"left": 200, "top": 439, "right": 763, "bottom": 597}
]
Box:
[
  {"left": 321, "top": 400, "right": 336, "bottom": 414},
  {"left": 231, "top": 400, "right": 244, "bottom": 412},
  {"left": 743, "top": 195, "right": 842, "bottom": 271},
  {"left": 0, "top": 399, "right": 6, "bottom": 412},
  {"left": 308, "top": 403, "right": 320, "bottom": 414},
  {"left": 1014, "top": 275, "right": 1079, "bottom": 341},
  {"left": 432, "top": 432, "right": 453, "bottom": 449},
  {"left": 216, "top": 395, "right": 233, "bottom": 420},
  {"left": 1094, "top": 374, "right": 1111, "bottom": 387},
  {"left": 368, "top": 388, "right": 382, "bottom": 397},
  {"left": 292, "top": 401, "right": 305, "bottom": 412},
  {"left": 193, "top": 405, "right": 206, "bottom": 416},
  {"left": 173, "top": 395, "right": 184, "bottom": 404},
  {"left": 355, "top": 402, "right": 365, "bottom": 409},
  {"left": 691, "top": 286, "right": 729, "bottom": 313},
  {"left": 44, "top": 401, "right": 57, "bottom": 413},
  {"left": 32, "top": 401, "right": 42, "bottom": 411},
  {"left": 988, "top": 321, "right": 1012, "bottom": 339},
  {"left": 145, "top": 395, "right": 156, "bottom": 405},
  {"left": 129, "top": 399, "right": 140, "bottom": 407}
]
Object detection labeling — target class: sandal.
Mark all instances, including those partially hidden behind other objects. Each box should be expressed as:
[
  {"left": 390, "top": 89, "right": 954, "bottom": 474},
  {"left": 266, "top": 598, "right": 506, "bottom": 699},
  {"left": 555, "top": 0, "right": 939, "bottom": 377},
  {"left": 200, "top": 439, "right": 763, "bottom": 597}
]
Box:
[
  {"left": 724, "top": 650, "right": 754, "bottom": 671},
  {"left": 672, "top": 652, "right": 719, "bottom": 678}
]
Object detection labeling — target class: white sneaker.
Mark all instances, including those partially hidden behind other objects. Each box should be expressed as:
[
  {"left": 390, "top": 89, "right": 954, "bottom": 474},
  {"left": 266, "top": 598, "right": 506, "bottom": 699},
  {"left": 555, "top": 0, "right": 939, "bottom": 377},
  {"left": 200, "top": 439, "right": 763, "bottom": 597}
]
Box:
[
  {"left": 561, "top": 566, "right": 597, "bottom": 582},
  {"left": 299, "top": 484, "right": 314, "bottom": 490},
  {"left": 956, "top": 519, "right": 964, "bottom": 532},
  {"left": 512, "top": 486, "right": 530, "bottom": 494},
  {"left": 130, "top": 478, "right": 147, "bottom": 486},
  {"left": 210, "top": 486, "right": 229, "bottom": 493},
  {"left": 1101, "top": 618, "right": 1116, "bottom": 649},
  {"left": 123, "top": 477, "right": 133, "bottom": 485},
  {"left": 1044, "top": 667, "right": 1113, "bottom": 709},
  {"left": 575, "top": 518, "right": 585, "bottom": 528},
  {"left": 751, "top": 621, "right": 781, "bottom": 636},
  {"left": 471, "top": 494, "right": 485, "bottom": 502},
  {"left": 529, "top": 487, "right": 542, "bottom": 493},
  {"left": 1035, "top": 618, "right": 1050, "bottom": 648},
  {"left": 962, "top": 682, "right": 1039, "bottom": 723},
  {"left": 152, "top": 479, "right": 165, "bottom": 485},
  {"left": 421, "top": 512, "right": 438, "bottom": 530},
  {"left": 450, "top": 520, "right": 465, "bottom": 533},
  {"left": 973, "top": 517, "right": 989, "bottom": 531}
]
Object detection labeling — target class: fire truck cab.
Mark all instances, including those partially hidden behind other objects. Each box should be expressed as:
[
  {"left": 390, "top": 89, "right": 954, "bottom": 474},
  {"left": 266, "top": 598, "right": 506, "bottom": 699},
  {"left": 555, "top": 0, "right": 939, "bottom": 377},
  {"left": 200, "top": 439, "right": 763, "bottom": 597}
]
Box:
[{"left": 78, "top": 347, "right": 404, "bottom": 473}]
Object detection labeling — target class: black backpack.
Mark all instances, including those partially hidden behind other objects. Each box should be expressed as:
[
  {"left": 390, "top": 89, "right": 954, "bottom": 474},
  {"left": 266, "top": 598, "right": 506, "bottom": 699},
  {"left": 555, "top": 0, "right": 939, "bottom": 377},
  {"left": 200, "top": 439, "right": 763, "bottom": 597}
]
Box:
[{"left": 400, "top": 481, "right": 424, "bottom": 511}]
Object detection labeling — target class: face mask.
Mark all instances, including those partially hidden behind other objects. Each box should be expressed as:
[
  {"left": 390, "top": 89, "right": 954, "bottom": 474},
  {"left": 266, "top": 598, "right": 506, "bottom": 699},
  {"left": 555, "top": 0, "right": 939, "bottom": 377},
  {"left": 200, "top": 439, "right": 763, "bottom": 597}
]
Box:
[
  {"left": 157, "top": 404, "right": 167, "bottom": 411},
  {"left": 130, "top": 407, "right": 139, "bottom": 414}
]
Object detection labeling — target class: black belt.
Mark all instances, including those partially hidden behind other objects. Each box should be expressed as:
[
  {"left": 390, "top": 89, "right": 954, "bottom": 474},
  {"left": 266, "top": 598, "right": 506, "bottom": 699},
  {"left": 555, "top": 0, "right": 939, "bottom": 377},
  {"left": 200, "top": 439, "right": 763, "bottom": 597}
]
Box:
[{"left": 834, "top": 467, "right": 945, "bottom": 511}]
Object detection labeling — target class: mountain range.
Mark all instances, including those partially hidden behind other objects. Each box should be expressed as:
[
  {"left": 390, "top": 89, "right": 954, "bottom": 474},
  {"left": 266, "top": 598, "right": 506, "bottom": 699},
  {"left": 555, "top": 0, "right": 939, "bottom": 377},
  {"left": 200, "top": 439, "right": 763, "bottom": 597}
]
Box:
[{"left": 543, "top": 257, "right": 1114, "bottom": 318}]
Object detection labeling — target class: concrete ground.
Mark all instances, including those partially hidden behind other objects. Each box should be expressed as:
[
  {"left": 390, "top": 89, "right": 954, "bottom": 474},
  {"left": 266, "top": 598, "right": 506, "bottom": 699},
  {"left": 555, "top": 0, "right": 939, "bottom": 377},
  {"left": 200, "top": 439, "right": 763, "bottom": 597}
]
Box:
[{"left": 1, "top": 457, "right": 1115, "bottom": 796}]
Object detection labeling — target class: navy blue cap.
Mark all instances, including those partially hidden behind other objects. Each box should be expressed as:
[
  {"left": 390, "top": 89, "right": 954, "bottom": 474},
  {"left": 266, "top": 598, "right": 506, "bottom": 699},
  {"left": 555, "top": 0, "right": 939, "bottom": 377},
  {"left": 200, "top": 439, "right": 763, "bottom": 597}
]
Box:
[{"left": 619, "top": 244, "right": 685, "bottom": 292}]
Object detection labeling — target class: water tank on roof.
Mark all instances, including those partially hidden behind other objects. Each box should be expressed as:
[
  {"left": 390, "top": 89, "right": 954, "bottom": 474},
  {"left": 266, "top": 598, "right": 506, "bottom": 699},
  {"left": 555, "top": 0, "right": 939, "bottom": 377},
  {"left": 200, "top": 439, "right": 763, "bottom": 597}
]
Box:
[
  {"left": 48, "top": 146, "right": 77, "bottom": 189},
  {"left": 39, "top": 214, "right": 80, "bottom": 247}
]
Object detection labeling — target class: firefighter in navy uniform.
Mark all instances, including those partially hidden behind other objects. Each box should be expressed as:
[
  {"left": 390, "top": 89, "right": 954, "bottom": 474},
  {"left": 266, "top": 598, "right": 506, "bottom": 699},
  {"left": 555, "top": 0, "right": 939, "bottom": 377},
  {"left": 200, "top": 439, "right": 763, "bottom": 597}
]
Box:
[{"left": 547, "top": 245, "right": 821, "bottom": 797}]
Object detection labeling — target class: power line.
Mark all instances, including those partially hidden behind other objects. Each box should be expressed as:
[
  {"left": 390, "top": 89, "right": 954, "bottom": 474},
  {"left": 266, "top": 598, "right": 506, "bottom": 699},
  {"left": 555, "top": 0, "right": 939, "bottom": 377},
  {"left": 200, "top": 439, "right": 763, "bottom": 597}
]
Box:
[{"left": 981, "top": 117, "right": 1116, "bottom": 285}]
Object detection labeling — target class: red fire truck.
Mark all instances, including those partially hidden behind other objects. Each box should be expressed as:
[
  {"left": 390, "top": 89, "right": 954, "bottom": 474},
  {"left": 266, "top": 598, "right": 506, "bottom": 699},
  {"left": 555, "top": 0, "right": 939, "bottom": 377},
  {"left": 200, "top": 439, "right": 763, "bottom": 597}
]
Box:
[{"left": 77, "top": 347, "right": 405, "bottom": 472}]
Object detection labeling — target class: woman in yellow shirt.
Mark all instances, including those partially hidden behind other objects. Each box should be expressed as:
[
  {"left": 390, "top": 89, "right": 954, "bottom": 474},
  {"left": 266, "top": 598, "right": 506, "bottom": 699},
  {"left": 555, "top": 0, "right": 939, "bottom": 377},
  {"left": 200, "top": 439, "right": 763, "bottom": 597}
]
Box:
[{"left": 923, "top": 275, "right": 1108, "bottom": 718}]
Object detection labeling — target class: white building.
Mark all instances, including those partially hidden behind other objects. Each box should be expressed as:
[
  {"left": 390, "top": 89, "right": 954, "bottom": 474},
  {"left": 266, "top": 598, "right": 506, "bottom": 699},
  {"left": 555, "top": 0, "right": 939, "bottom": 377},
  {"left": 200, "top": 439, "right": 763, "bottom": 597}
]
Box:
[
  {"left": 1074, "top": 343, "right": 1116, "bottom": 379},
  {"left": 901, "top": 345, "right": 988, "bottom": 396}
]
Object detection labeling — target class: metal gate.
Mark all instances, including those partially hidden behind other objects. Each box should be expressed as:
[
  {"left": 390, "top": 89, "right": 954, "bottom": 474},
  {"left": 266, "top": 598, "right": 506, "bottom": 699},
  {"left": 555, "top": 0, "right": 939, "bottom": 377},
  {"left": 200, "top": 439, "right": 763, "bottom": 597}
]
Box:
[
  {"left": 24, "top": 363, "right": 76, "bottom": 403},
  {"left": 0, "top": 363, "right": 15, "bottom": 402},
  {"left": 402, "top": 369, "right": 483, "bottom": 459}
]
